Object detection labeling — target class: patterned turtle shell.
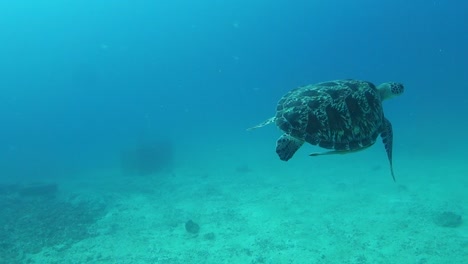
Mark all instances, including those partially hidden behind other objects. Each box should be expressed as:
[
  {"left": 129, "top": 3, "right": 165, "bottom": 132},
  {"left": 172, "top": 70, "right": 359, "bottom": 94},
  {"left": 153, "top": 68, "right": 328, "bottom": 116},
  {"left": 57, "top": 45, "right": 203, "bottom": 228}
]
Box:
[{"left": 275, "top": 79, "right": 384, "bottom": 151}]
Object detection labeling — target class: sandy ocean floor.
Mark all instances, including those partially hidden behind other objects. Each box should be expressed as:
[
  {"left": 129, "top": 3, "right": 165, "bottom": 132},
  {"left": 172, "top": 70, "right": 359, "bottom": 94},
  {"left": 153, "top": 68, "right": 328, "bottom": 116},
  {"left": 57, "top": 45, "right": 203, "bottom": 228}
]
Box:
[{"left": 20, "top": 144, "right": 468, "bottom": 264}]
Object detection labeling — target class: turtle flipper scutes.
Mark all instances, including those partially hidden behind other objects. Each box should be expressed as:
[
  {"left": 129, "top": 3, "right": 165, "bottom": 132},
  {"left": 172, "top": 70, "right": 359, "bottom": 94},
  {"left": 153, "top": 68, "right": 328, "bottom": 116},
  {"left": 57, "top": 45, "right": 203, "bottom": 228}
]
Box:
[
  {"left": 276, "top": 134, "right": 304, "bottom": 161},
  {"left": 247, "top": 117, "right": 275, "bottom": 131},
  {"left": 381, "top": 117, "right": 395, "bottom": 182}
]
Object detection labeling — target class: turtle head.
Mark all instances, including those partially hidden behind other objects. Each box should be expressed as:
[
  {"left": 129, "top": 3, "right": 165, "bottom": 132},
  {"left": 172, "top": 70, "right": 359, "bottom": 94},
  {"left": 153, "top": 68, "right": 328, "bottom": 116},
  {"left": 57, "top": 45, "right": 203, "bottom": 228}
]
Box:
[{"left": 377, "top": 82, "right": 404, "bottom": 101}]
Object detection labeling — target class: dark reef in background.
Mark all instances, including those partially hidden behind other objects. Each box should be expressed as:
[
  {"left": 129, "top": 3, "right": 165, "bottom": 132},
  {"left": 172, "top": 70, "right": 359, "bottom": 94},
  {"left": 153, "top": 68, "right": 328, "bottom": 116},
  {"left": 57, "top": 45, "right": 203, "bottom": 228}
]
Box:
[
  {"left": 120, "top": 140, "right": 174, "bottom": 176},
  {"left": 17, "top": 182, "right": 58, "bottom": 198}
]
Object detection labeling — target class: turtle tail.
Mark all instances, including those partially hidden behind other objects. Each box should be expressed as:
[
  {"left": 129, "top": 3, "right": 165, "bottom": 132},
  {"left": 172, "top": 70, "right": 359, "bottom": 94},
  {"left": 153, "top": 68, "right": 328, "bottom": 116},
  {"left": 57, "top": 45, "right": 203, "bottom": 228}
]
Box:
[
  {"left": 381, "top": 117, "right": 395, "bottom": 182},
  {"left": 247, "top": 117, "right": 275, "bottom": 131}
]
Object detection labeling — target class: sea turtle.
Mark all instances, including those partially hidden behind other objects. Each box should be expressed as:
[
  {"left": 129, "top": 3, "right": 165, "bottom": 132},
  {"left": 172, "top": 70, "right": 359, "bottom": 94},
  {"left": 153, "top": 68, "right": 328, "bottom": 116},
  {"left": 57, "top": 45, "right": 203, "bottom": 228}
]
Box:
[{"left": 249, "top": 79, "right": 404, "bottom": 181}]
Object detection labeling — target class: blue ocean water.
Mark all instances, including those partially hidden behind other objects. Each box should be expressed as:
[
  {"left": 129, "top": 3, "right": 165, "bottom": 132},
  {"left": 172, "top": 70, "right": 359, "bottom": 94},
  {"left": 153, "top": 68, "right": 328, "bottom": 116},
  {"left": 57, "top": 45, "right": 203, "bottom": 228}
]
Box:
[{"left": 0, "top": 0, "right": 467, "bottom": 263}]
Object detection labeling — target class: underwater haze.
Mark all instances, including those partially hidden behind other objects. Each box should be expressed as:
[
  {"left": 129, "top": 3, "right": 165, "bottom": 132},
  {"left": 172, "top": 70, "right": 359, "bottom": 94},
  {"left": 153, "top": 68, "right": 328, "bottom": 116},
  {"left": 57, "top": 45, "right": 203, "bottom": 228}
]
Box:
[{"left": 0, "top": 0, "right": 467, "bottom": 263}]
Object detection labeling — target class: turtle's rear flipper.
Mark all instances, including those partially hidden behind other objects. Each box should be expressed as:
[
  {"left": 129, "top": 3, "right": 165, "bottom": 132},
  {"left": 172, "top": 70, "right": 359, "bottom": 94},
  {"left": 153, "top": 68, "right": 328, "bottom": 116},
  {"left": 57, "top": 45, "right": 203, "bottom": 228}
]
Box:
[
  {"left": 381, "top": 118, "right": 395, "bottom": 182},
  {"left": 247, "top": 117, "right": 275, "bottom": 131},
  {"left": 276, "top": 134, "right": 304, "bottom": 161},
  {"left": 309, "top": 150, "right": 346, "bottom": 156},
  {"left": 309, "top": 144, "right": 373, "bottom": 156}
]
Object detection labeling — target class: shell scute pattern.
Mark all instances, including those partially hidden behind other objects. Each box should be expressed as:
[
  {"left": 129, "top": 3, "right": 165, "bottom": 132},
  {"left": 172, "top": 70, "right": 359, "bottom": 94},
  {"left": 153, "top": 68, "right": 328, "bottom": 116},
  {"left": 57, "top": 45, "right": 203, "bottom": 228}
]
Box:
[{"left": 274, "top": 80, "right": 384, "bottom": 151}]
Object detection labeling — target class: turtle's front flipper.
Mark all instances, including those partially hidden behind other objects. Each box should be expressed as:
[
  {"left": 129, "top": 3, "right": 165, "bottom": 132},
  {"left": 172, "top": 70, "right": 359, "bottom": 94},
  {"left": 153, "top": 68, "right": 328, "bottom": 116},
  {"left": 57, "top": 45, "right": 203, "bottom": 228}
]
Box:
[
  {"left": 381, "top": 118, "right": 395, "bottom": 182},
  {"left": 276, "top": 134, "right": 304, "bottom": 161},
  {"left": 247, "top": 117, "right": 275, "bottom": 131}
]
